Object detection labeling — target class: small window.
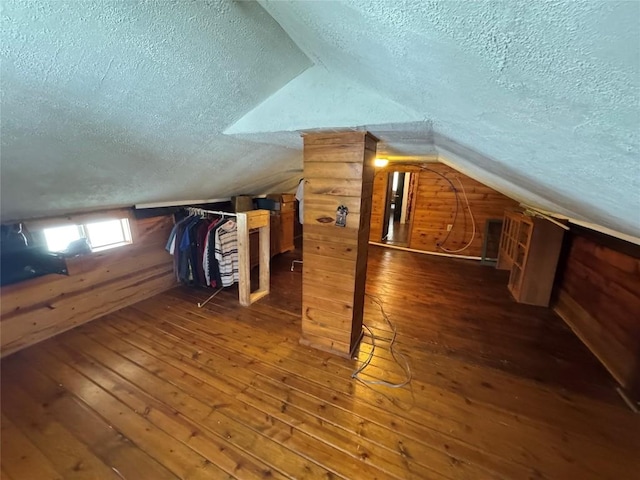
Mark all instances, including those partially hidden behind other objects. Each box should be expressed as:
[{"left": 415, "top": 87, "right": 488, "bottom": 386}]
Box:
[
  {"left": 85, "top": 219, "right": 132, "bottom": 251},
  {"left": 43, "top": 225, "right": 83, "bottom": 253},
  {"left": 43, "top": 218, "right": 132, "bottom": 253}
]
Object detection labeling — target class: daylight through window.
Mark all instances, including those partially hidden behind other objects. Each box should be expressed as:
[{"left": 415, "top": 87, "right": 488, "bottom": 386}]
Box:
[{"left": 43, "top": 218, "right": 132, "bottom": 253}]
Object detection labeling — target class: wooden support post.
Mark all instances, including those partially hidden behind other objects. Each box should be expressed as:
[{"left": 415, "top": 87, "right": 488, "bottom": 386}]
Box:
[
  {"left": 300, "top": 131, "right": 377, "bottom": 358},
  {"left": 237, "top": 210, "right": 270, "bottom": 306}
]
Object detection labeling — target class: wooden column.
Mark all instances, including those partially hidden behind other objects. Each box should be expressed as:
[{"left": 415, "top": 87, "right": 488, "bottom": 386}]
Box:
[{"left": 300, "top": 131, "right": 377, "bottom": 358}]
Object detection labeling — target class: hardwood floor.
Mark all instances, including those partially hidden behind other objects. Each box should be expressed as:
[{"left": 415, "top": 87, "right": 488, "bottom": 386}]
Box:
[
  {"left": 1, "top": 246, "right": 638, "bottom": 479},
  {"left": 383, "top": 220, "right": 410, "bottom": 247}
]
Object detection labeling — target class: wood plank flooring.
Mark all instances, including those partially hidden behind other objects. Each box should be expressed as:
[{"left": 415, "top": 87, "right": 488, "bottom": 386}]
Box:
[{"left": 2, "top": 246, "right": 638, "bottom": 479}]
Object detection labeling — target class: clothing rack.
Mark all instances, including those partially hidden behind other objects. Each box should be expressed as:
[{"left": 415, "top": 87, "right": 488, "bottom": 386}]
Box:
[
  {"left": 184, "top": 207, "right": 271, "bottom": 307},
  {"left": 186, "top": 207, "right": 237, "bottom": 218}
]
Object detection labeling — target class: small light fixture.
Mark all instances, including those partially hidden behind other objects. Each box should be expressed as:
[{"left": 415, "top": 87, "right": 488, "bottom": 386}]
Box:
[{"left": 374, "top": 158, "right": 389, "bottom": 167}]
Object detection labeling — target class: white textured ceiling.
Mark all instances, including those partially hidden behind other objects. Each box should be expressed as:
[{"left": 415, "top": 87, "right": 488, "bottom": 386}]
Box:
[
  {"left": 1, "top": 0, "right": 310, "bottom": 219},
  {"left": 1, "top": 1, "right": 639, "bottom": 238}
]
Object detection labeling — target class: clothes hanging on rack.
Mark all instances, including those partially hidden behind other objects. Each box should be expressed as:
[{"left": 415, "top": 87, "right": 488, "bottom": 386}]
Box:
[
  {"left": 167, "top": 211, "right": 240, "bottom": 289},
  {"left": 166, "top": 215, "right": 197, "bottom": 282},
  {"left": 194, "top": 220, "right": 211, "bottom": 286},
  {"left": 203, "top": 217, "right": 228, "bottom": 288},
  {"left": 214, "top": 220, "right": 239, "bottom": 287},
  {"left": 166, "top": 207, "right": 270, "bottom": 308},
  {"left": 178, "top": 215, "right": 201, "bottom": 284}
]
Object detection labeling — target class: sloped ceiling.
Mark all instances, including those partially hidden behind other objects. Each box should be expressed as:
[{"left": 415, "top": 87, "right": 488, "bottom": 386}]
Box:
[
  {"left": 0, "top": 0, "right": 310, "bottom": 219},
  {"left": 1, "top": 1, "right": 639, "bottom": 239}
]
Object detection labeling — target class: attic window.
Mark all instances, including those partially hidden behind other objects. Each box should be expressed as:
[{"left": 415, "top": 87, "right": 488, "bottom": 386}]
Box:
[{"left": 44, "top": 218, "right": 132, "bottom": 253}]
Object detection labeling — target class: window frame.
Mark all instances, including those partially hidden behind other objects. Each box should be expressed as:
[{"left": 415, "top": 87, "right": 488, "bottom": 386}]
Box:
[
  {"left": 33, "top": 210, "right": 135, "bottom": 255},
  {"left": 83, "top": 218, "right": 133, "bottom": 252}
]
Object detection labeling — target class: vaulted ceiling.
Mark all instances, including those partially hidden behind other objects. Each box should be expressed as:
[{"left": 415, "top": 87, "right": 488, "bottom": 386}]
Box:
[{"left": 1, "top": 1, "right": 638, "bottom": 239}]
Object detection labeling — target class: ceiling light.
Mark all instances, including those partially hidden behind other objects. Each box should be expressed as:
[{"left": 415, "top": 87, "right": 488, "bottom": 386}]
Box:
[{"left": 374, "top": 158, "right": 389, "bottom": 167}]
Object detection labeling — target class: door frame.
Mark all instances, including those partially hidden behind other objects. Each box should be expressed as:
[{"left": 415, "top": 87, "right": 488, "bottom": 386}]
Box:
[{"left": 370, "top": 164, "right": 422, "bottom": 248}]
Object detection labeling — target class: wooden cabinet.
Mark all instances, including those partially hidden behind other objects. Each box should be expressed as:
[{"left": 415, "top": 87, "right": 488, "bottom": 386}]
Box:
[
  {"left": 498, "top": 210, "right": 565, "bottom": 306},
  {"left": 266, "top": 194, "right": 295, "bottom": 255}
]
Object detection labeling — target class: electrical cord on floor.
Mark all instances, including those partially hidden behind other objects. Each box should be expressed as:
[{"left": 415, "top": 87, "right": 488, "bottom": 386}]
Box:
[
  {"left": 351, "top": 294, "right": 412, "bottom": 388},
  {"left": 437, "top": 176, "right": 476, "bottom": 253}
]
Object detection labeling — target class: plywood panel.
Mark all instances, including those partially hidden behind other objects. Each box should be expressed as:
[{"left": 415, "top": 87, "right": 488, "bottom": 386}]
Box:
[{"left": 0, "top": 213, "right": 176, "bottom": 357}]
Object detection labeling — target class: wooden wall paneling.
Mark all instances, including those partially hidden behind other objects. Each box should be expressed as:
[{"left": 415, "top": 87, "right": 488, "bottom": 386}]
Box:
[
  {"left": 0, "top": 214, "right": 177, "bottom": 357},
  {"left": 407, "top": 163, "right": 518, "bottom": 257},
  {"left": 404, "top": 171, "right": 419, "bottom": 243},
  {"left": 405, "top": 171, "right": 418, "bottom": 223},
  {"left": 305, "top": 178, "right": 365, "bottom": 197},
  {"left": 554, "top": 291, "right": 637, "bottom": 388},
  {"left": 300, "top": 131, "right": 377, "bottom": 358},
  {"left": 369, "top": 170, "right": 388, "bottom": 242},
  {"left": 0, "top": 267, "right": 175, "bottom": 356},
  {"left": 1, "top": 247, "right": 171, "bottom": 318},
  {"left": 554, "top": 233, "right": 640, "bottom": 401}
]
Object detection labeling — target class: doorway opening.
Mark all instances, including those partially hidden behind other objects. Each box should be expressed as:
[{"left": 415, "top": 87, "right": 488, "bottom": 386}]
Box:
[{"left": 381, "top": 171, "right": 416, "bottom": 247}]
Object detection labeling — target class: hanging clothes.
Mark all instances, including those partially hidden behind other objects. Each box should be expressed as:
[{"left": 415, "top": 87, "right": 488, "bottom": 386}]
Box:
[
  {"left": 203, "top": 217, "right": 227, "bottom": 288},
  {"left": 214, "top": 220, "right": 239, "bottom": 287},
  {"left": 167, "top": 215, "right": 195, "bottom": 282},
  {"left": 177, "top": 216, "right": 200, "bottom": 284},
  {"left": 194, "top": 220, "right": 211, "bottom": 286},
  {"left": 167, "top": 210, "right": 242, "bottom": 290}
]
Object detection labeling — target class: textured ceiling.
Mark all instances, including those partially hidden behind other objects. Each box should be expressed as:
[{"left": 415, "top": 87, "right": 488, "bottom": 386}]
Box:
[
  {"left": 0, "top": 0, "right": 310, "bottom": 219},
  {"left": 250, "top": 0, "right": 640, "bottom": 238},
  {"left": 1, "top": 1, "right": 639, "bottom": 239}
]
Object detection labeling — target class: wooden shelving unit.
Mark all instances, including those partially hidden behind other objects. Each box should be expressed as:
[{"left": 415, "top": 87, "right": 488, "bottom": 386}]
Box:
[{"left": 498, "top": 210, "right": 565, "bottom": 307}]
